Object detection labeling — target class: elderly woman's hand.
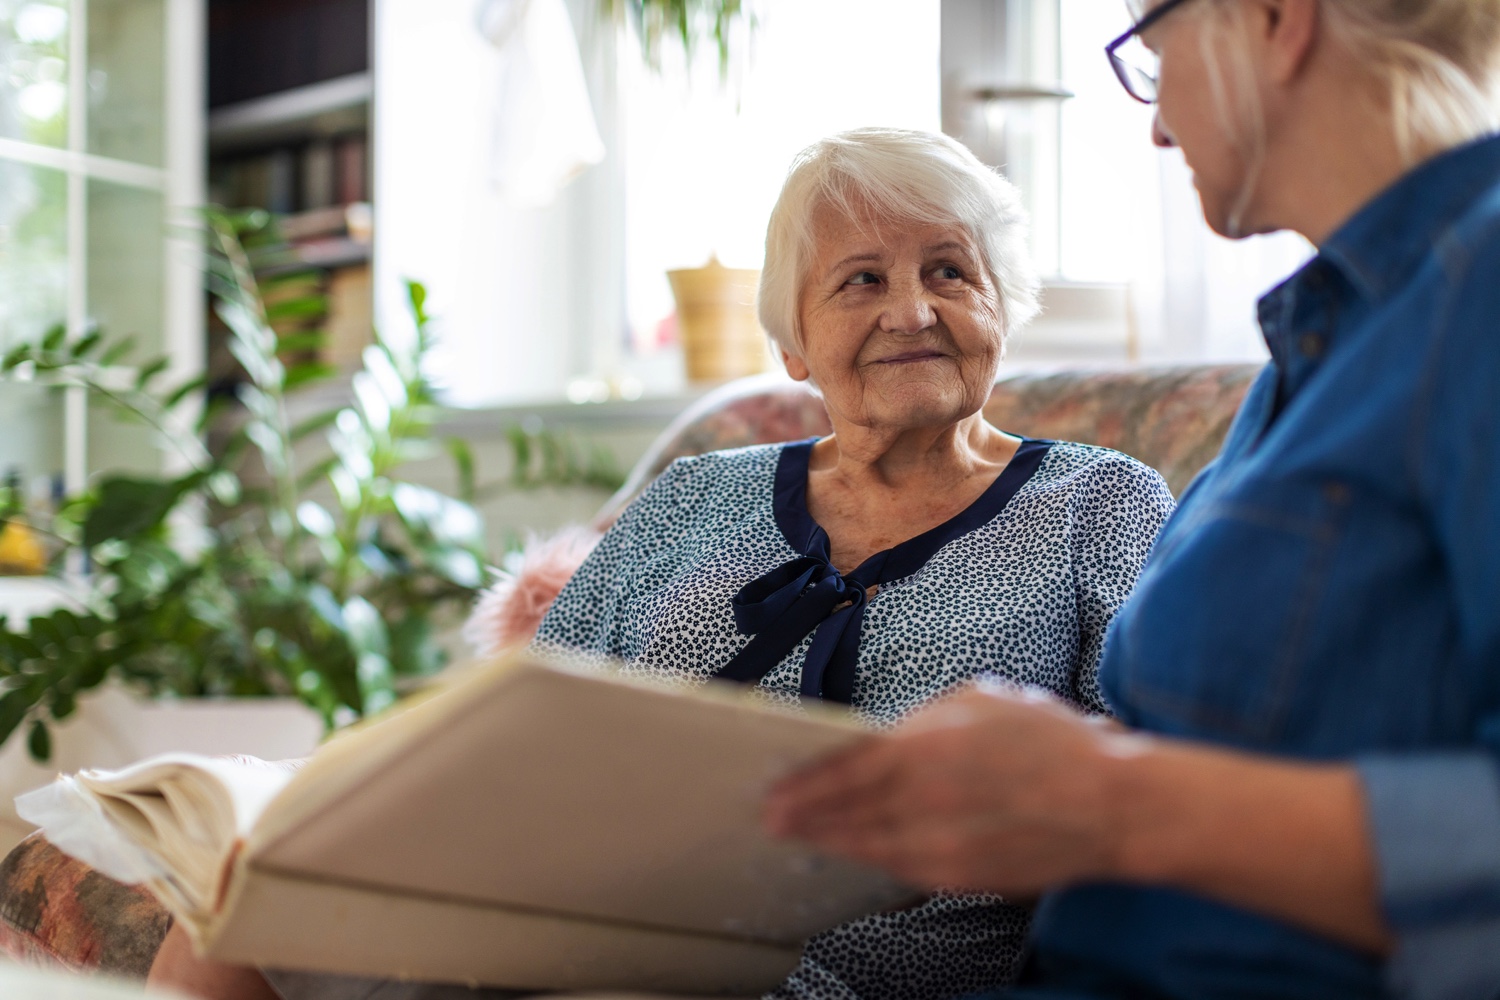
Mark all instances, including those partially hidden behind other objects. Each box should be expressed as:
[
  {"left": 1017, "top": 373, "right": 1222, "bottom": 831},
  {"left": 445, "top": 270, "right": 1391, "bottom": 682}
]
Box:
[
  {"left": 764, "top": 681, "right": 1395, "bottom": 952},
  {"left": 763, "top": 683, "right": 1139, "bottom": 895}
]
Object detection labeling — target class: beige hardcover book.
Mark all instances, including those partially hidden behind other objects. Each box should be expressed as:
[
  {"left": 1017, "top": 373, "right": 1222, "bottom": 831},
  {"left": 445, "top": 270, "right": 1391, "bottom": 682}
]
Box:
[{"left": 18, "top": 653, "right": 913, "bottom": 995}]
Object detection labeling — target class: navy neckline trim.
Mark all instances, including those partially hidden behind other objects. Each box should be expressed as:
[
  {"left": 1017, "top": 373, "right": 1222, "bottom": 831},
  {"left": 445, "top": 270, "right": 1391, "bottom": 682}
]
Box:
[
  {"left": 709, "top": 436, "right": 1052, "bottom": 705},
  {"left": 772, "top": 435, "right": 1054, "bottom": 585}
]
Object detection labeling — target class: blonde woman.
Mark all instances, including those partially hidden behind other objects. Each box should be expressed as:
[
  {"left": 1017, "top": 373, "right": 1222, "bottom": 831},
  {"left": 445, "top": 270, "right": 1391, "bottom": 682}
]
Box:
[{"left": 769, "top": 2, "right": 1500, "bottom": 998}]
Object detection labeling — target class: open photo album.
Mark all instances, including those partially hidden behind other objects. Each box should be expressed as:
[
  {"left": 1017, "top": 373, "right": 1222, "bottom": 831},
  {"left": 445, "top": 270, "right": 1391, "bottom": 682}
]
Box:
[{"left": 17, "top": 653, "right": 914, "bottom": 995}]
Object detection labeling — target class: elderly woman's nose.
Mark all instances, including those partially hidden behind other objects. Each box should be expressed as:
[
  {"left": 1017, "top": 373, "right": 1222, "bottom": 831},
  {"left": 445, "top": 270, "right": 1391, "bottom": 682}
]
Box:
[{"left": 882, "top": 281, "right": 938, "bottom": 334}]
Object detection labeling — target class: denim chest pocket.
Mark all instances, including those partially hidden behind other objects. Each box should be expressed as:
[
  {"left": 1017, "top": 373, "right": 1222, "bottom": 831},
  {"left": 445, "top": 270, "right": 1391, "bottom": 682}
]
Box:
[{"left": 1116, "top": 478, "right": 1354, "bottom": 743}]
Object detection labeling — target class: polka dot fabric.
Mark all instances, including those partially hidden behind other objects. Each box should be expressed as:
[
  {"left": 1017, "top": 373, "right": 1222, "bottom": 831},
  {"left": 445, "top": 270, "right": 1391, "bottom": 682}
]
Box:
[{"left": 533, "top": 440, "right": 1174, "bottom": 1000}]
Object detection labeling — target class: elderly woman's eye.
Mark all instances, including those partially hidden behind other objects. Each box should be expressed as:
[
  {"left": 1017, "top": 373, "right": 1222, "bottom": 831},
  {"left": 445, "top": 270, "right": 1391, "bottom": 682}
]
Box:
[
  {"left": 936, "top": 265, "right": 963, "bottom": 280},
  {"left": 846, "top": 272, "right": 880, "bottom": 287}
]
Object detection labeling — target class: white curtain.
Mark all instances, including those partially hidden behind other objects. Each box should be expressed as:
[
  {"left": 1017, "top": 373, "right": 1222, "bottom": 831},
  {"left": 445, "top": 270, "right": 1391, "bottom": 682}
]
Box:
[
  {"left": 1142, "top": 152, "right": 1311, "bottom": 363},
  {"left": 374, "top": 0, "right": 623, "bottom": 408},
  {"left": 1057, "top": 0, "right": 1310, "bottom": 365}
]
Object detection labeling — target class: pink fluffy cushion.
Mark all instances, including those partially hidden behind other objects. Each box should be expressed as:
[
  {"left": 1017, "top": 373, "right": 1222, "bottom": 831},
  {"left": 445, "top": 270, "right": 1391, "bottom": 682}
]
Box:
[{"left": 463, "top": 525, "right": 603, "bottom": 657}]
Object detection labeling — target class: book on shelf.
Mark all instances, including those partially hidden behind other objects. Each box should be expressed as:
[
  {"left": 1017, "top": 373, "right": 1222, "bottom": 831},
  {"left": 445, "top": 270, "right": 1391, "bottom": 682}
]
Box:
[
  {"left": 211, "top": 136, "right": 368, "bottom": 220},
  {"left": 17, "top": 653, "right": 911, "bottom": 995}
]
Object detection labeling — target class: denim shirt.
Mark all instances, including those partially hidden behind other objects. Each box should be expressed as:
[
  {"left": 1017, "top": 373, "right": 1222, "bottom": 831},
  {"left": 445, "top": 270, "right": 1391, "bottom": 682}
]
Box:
[{"left": 1020, "top": 134, "right": 1500, "bottom": 1000}]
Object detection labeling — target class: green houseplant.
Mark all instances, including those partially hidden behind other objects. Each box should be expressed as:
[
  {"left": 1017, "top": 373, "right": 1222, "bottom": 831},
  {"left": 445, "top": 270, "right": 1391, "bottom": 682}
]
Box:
[
  {"left": 0, "top": 212, "right": 621, "bottom": 760},
  {"left": 614, "top": 0, "right": 751, "bottom": 74}
]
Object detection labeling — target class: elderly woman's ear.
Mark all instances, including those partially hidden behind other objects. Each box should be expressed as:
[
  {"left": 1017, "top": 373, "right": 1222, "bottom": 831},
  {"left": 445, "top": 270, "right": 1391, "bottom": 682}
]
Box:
[{"left": 781, "top": 345, "right": 811, "bottom": 383}]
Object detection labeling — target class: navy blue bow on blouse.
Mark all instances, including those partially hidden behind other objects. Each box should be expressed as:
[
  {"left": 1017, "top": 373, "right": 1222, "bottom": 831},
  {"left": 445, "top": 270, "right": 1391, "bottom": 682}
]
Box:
[
  {"left": 716, "top": 552, "right": 885, "bottom": 703},
  {"left": 710, "top": 437, "right": 1053, "bottom": 704}
]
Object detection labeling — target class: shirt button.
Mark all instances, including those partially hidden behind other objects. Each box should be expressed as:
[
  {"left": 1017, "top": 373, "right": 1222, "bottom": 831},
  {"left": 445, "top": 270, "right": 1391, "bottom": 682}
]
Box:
[{"left": 1298, "top": 333, "right": 1326, "bottom": 359}]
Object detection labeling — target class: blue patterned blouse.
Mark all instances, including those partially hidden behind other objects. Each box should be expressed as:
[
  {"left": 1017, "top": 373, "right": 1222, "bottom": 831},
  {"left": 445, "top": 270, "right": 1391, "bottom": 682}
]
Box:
[{"left": 534, "top": 437, "right": 1174, "bottom": 1000}]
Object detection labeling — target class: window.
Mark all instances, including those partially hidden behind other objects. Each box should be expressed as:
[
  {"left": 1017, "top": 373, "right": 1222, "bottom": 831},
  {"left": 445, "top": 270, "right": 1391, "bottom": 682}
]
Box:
[
  {"left": 378, "top": 0, "right": 1307, "bottom": 408},
  {"left": 0, "top": 0, "right": 203, "bottom": 490},
  {"left": 1054, "top": 0, "right": 1309, "bottom": 361},
  {"left": 621, "top": 0, "right": 941, "bottom": 364},
  {"left": 377, "top": 0, "right": 940, "bottom": 408}
]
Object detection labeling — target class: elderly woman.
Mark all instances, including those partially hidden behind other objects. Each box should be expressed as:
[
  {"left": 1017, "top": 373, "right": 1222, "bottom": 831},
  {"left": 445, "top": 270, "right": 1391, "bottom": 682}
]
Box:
[
  {"left": 767, "top": 3, "right": 1500, "bottom": 999},
  {"left": 149, "top": 128, "right": 1175, "bottom": 1000},
  {"left": 530, "top": 127, "right": 1174, "bottom": 1000}
]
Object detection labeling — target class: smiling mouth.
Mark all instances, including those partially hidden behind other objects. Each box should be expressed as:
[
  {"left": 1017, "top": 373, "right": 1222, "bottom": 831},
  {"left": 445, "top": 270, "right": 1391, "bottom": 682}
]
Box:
[{"left": 877, "top": 351, "right": 947, "bottom": 365}]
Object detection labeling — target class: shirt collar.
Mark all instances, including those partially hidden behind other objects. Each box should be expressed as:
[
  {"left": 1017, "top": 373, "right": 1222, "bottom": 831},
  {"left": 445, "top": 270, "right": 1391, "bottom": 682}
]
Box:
[
  {"left": 1255, "top": 132, "right": 1500, "bottom": 379},
  {"left": 1319, "top": 132, "right": 1500, "bottom": 303}
]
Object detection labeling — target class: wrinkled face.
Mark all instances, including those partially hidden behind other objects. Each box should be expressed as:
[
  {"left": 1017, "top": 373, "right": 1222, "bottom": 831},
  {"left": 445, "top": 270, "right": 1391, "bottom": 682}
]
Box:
[
  {"left": 1145, "top": 1, "right": 1261, "bottom": 236},
  {"left": 787, "top": 200, "right": 1005, "bottom": 433}
]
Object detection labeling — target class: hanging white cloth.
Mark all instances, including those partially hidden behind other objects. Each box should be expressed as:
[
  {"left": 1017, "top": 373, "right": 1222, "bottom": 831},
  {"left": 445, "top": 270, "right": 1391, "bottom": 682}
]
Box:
[{"left": 475, "top": 0, "right": 606, "bottom": 206}]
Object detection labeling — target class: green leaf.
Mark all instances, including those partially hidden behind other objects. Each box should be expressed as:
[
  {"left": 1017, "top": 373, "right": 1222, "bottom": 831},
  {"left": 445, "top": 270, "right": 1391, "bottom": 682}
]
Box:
[
  {"left": 390, "top": 482, "right": 484, "bottom": 550},
  {"left": 341, "top": 596, "right": 389, "bottom": 658},
  {"left": 290, "top": 408, "right": 341, "bottom": 443},
  {"left": 0, "top": 688, "right": 33, "bottom": 749},
  {"left": 296, "top": 501, "right": 337, "bottom": 539},
  {"left": 41, "top": 323, "right": 66, "bottom": 352},
  {"left": 2, "top": 344, "right": 32, "bottom": 370},
  {"left": 226, "top": 331, "right": 280, "bottom": 388},
  {"left": 134, "top": 356, "right": 171, "bottom": 389},
  {"left": 356, "top": 542, "right": 397, "bottom": 578},
  {"left": 389, "top": 615, "right": 444, "bottom": 677},
  {"left": 507, "top": 426, "right": 533, "bottom": 486},
  {"left": 70, "top": 329, "right": 102, "bottom": 359},
  {"left": 352, "top": 372, "right": 392, "bottom": 433},
  {"left": 304, "top": 584, "right": 345, "bottom": 631},
  {"left": 51, "top": 688, "right": 76, "bottom": 721},
  {"left": 430, "top": 547, "right": 483, "bottom": 589},
  {"left": 275, "top": 332, "right": 327, "bottom": 355},
  {"left": 83, "top": 476, "right": 187, "bottom": 547},
  {"left": 405, "top": 280, "right": 429, "bottom": 327},
  {"left": 162, "top": 374, "right": 208, "bottom": 410},
  {"left": 284, "top": 361, "right": 336, "bottom": 391},
  {"left": 98, "top": 335, "right": 138, "bottom": 367},
  {"left": 444, "top": 437, "right": 476, "bottom": 503},
  {"left": 0, "top": 629, "right": 44, "bottom": 662},
  {"left": 266, "top": 296, "right": 329, "bottom": 323},
  {"left": 296, "top": 455, "right": 340, "bottom": 492},
  {"left": 361, "top": 345, "right": 408, "bottom": 410},
  {"left": 26, "top": 719, "right": 50, "bottom": 762}
]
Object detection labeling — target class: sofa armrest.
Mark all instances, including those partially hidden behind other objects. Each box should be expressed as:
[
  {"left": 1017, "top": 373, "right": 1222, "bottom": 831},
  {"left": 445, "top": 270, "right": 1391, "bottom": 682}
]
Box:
[{"left": 0, "top": 834, "right": 170, "bottom": 980}]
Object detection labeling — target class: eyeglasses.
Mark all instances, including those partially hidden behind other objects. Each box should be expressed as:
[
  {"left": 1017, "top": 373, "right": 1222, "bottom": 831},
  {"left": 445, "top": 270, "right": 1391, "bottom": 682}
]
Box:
[{"left": 1104, "top": 0, "right": 1198, "bottom": 104}]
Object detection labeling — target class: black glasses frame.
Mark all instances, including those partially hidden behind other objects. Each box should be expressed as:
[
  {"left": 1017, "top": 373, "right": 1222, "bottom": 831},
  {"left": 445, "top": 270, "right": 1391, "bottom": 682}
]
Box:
[{"left": 1104, "top": 0, "right": 1197, "bottom": 104}]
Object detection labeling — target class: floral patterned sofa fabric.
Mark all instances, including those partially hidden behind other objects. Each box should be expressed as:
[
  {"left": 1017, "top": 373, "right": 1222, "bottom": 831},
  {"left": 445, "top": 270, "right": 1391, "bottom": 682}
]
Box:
[
  {"left": 600, "top": 364, "right": 1260, "bottom": 524},
  {"left": 978, "top": 364, "right": 1259, "bottom": 496},
  {"left": 0, "top": 834, "right": 171, "bottom": 979}
]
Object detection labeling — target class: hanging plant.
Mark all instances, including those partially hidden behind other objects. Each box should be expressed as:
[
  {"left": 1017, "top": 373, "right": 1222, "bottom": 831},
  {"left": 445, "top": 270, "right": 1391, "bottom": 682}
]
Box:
[{"left": 606, "top": 0, "right": 752, "bottom": 75}]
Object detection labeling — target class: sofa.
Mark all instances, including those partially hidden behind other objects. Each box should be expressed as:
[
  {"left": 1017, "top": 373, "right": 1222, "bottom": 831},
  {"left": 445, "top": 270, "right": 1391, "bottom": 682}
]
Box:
[{"left": 0, "top": 363, "right": 1258, "bottom": 983}]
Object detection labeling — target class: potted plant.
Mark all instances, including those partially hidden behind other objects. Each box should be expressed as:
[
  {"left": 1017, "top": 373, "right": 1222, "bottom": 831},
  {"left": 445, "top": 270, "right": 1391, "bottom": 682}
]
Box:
[
  {"left": 0, "top": 213, "right": 630, "bottom": 850},
  {"left": 0, "top": 212, "right": 624, "bottom": 763}
]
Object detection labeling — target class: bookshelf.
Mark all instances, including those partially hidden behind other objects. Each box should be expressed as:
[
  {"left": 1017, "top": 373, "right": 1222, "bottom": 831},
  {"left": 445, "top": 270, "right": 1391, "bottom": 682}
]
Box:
[{"left": 205, "top": 0, "right": 374, "bottom": 381}]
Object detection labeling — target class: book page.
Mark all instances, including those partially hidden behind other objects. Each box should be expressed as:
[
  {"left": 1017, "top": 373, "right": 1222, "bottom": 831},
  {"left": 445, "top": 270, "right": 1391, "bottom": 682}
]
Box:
[{"left": 16, "top": 753, "right": 302, "bottom": 920}]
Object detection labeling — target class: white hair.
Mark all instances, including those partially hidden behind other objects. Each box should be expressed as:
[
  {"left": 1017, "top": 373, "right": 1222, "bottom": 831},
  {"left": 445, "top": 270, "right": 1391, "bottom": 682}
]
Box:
[{"left": 757, "top": 127, "right": 1041, "bottom": 355}]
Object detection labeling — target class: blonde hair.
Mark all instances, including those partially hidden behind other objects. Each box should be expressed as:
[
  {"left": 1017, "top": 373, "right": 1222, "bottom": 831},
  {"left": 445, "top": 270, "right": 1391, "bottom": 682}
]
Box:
[
  {"left": 1319, "top": 0, "right": 1500, "bottom": 160},
  {"left": 757, "top": 128, "right": 1040, "bottom": 355},
  {"left": 1195, "top": 0, "right": 1500, "bottom": 172}
]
